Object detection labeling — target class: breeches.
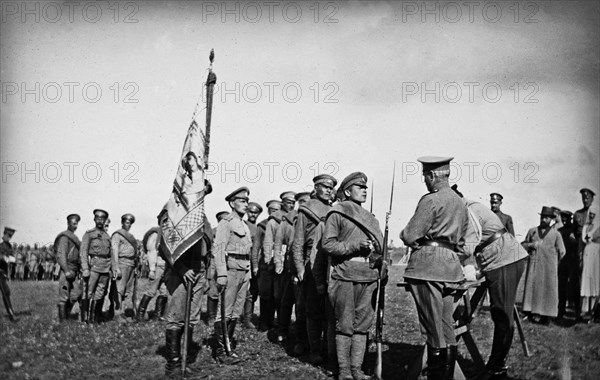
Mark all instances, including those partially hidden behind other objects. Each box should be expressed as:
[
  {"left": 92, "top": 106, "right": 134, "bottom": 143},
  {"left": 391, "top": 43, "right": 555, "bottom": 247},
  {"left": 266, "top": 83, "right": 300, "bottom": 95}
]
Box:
[
  {"left": 216, "top": 269, "right": 250, "bottom": 322},
  {"left": 329, "top": 278, "right": 377, "bottom": 336}
]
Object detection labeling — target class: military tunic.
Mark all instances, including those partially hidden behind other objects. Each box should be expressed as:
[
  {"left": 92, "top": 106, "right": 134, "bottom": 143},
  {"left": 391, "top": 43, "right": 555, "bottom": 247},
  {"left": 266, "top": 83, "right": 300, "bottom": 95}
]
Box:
[
  {"left": 112, "top": 229, "right": 138, "bottom": 311},
  {"left": 493, "top": 210, "right": 515, "bottom": 236},
  {"left": 400, "top": 184, "right": 469, "bottom": 348},
  {"left": 80, "top": 227, "right": 114, "bottom": 301},
  {"left": 274, "top": 210, "right": 299, "bottom": 338},
  {"left": 245, "top": 220, "right": 259, "bottom": 303},
  {"left": 212, "top": 212, "right": 253, "bottom": 321}
]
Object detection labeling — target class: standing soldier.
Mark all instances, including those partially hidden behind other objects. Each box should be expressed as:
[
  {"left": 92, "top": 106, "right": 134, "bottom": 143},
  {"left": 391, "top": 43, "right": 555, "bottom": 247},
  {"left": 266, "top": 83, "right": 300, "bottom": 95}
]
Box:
[
  {"left": 43, "top": 246, "right": 54, "bottom": 280},
  {"left": 206, "top": 211, "right": 230, "bottom": 326},
  {"left": 28, "top": 244, "right": 41, "bottom": 281},
  {"left": 400, "top": 157, "right": 469, "bottom": 380},
  {"left": 55, "top": 214, "right": 83, "bottom": 322},
  {"left": 137, "top": 220, "right": 169, "bottom": 322},
  {"left": 240, "top": 201, "right": 263, "bottom": 329},
  {"left": 293, "top": 174, "right": 337, "bottom": 364},
  {"left": 255, "top": 199, "right": 281, "bottom": 331},
  {"left": 112, "top": 213, "right": 139, "bottom": 322},
  {"left": 1, "top": 227, "right": 17, "bottom": 320},
  {"left": 211, "top": 187, "right": 253, "bottom": 364},
  {"left": 80, "top": 209, "right": 115, "bottom": 324},
  {"left": 557, "top": 210, "right": 579, "bottom": 321},
  {"left": 573, "top": 188, "right": 595, "bottom": 320},
  {"left": 15, "top": 245, "right": 25, "bottom": 281},
  {"left": 322, "top": 172, "right": 384, "bottom": 380},
  {"left": 490, "top": 193, "right": 515, "bottom": 236}
]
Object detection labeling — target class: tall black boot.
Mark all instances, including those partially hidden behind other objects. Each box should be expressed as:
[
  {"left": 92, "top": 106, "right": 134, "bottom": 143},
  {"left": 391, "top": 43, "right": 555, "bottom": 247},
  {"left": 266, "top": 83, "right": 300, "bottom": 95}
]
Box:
[
  {"left": 427, "top": 346, "right": 447, "bottom": 380},
  {"left": 155, "top": 295, "right": 168, "bottom": 321},
  {"left": 57, "top": 303, "right": 67, "bottom": 322},
  {"left": 446, "top": 345, "right": 457, "bottom": 380},
  {"left": 165, "top": 328, "right": 183, "bottom": 377},
  {"left": 80, "top": 299, "right": 89, "bottom": 323},
  {"left": 242, "top": 299, "right": 256, "bottom": 329},
  {"left": 207, "top": 296, "right": 218, "bottom": 326},
  {"left": 87, "top": 300, "right": 96, "bottom": 324},
  {"left": 94, "top": 299, "right": 104, "bottom": 324},
  {"left": 228, "top": 318, "right": 239, "bottom": 350},
  {"left": 258, "top": 297, "right": 270, "bottom": 331},
  {"left": 136, "top": 295, "right": 152, "bottom": 322},
  {"left": 213, "top": 321, "right": 241, "bottom": 365}
]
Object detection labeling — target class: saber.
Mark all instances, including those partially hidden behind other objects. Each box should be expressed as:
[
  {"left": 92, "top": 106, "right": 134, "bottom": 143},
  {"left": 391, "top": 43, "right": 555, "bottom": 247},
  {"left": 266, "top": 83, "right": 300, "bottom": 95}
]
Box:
[{"left": 181, "top": 281, "right": 193, "bottom": 376}]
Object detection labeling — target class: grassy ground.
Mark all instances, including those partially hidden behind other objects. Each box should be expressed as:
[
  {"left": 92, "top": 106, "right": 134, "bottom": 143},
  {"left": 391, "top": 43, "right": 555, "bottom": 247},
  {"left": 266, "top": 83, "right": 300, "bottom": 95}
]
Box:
[{"left": 1, "top": 266, "right": 599, "bottom": 379}]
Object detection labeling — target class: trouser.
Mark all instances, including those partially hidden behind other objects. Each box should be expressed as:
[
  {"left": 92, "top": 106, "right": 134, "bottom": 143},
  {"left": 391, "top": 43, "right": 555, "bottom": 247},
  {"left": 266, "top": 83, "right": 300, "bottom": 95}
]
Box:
[
  {"left": 558, "top": 255, "right": 580, "bottom": 316},
  {"left": 143, "top": 265, "right": 168, "bottom": 298},
  {"left": 164, "top": 271, "right": 206, "bottom": 330},
  {"left": 278, "top": 271, "right": 298, "bottom": 336},
  {"left": 58, "top": 270, "right": 82, "bottom": 304},
  {"left": 485, "top": 259, "right": 526, "bottom": 369},
  {"left": 246, "top": 275, "right": 259, "bottom": 303},
  {"left": 29, "top": 262, "right": 39, "bottom": 280},
  {"left": 216, "top": 269, "right": 250, "bottom": 322},
  {"left": 303, "top": 267, "right": 328, "bottom": 354},
  {"left": 15, "top": 263, "right": 25, "bottom": 280},
  {"left": 117, "top": 263, "right": 136, "bottom": 312},
  {"left": 257, "top": 262, "right": 281, "bottom": 326},
  {"left": 329, "top": 278, "right": 377, "bottom": 336},
  {"left": 88, "top": 271, "right": 110, "bottom": 301},
  {"left": 407, "top": 279, "right": 460, "bottom": 348}
]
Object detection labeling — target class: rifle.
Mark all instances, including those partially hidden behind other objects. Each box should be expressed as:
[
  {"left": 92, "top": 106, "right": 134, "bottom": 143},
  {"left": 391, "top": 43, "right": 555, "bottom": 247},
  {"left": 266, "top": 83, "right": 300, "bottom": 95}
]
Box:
[
  {"left": 181, "top": 280, "right": 193, "bottom": 376},
  {"left": 370, "top": 180, "right": 374, "bottom": 213},
  {"left": 220, "top": 289, "right": 232, "bottom": 355},
  {"left": 374, "top": 162, "right": 396, "bottom": 380},
  {"left": 132, "top": 270, "right": 138, "bottom": 318}
]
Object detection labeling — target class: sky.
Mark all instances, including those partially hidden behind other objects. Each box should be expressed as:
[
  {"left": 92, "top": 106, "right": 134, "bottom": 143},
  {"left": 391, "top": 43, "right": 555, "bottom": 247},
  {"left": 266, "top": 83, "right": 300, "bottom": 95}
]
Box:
[{"left": 1, "top": 0, "right": 599, "bottom": 246}]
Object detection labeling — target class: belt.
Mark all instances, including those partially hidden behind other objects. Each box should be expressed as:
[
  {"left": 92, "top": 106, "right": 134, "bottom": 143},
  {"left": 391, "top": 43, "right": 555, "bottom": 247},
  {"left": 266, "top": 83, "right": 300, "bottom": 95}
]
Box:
[
  {"left": 349, "top": 256, "right": 369, "bottom": 263},
  {"left": 90, "top": 254, "right": 111, "bottom": 259},
  {"left": 228, "top": 253, "right": 250, "bottom": 260},
  {"left": 417, "top": 239, "right": 457, "bottom": 251},
  {"left": 475, "top": 228, "right": 507, "bottom": 254}
]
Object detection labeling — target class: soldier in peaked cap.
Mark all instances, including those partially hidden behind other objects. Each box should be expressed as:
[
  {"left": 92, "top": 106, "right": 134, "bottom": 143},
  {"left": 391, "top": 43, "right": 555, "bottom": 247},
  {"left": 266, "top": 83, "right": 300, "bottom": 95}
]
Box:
[
  {"left": 490, "top": 193, "right": 515, "bottom": 236},
  {"left": 293, "top": 174, "right": 337, "bottom": 365},
  {"left": 557, "top": 210, "right": 579, "bottom": 321},
  {"left": 54, "top": 214, "right": 83, "bottom": 322},
  {"left": 400, "top": 157, "right": 470, "bottom": 379},
  {"left": 572, "top": 188, "right": 595, "bottom": 320},
  {"left": 240, "top": 201, "right": 263, "bottom": 329},
  {"left": 80, "top": 209, "right": 115, "bottom": 323},
  {"left": 322, "top": 172, "right": 384, "bottom": 380},
  {"left": 1, "top": 227, "right": 16, "bottom": 320},
  {"left": 112, "top": 213, "right": 139, "bottom": 322},
  {"left": 262, "top": 193, "right": 295, "bottom": 332},
  {"left": 254, "top": 199, "right": 281, "bottom": 331},
  {"left": 211, "top": 187, "right": 252, "bottom": 364}
]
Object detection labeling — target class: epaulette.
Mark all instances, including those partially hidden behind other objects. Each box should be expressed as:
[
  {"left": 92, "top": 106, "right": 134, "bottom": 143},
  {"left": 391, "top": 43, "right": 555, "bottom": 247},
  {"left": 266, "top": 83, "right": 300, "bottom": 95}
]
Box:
[{"left": 223, "top": 212, "right": 235, "bottom": 222}]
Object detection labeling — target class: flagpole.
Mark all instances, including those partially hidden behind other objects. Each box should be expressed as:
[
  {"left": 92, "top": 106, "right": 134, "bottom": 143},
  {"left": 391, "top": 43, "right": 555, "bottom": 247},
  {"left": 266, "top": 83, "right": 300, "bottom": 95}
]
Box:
[{"left": 204, "top": 49, "right": 216, "bottom": 167}]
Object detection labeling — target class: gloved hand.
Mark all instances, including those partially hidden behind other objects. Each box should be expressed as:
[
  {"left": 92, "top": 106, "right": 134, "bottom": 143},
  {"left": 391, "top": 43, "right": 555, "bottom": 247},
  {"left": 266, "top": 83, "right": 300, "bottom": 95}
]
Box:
[
  {"left": 65, "top": 270, "right": 75, "bottom": 280},
  {"left": 216, "top": 276, "right": 228, "bottom": 293}
]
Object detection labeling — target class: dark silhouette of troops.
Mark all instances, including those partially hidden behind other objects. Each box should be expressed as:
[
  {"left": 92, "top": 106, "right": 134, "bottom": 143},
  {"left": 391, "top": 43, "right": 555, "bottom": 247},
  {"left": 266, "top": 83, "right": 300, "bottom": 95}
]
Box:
[
  {"left": 80, "top": 209, "right": 115, "bottom": 323},
  {"left": 161, "top": 213, "right": 214, "bottom": 377},
  {"left": 1, "top": 227, "right": 17, "bottom": 320},
  {"left": 255, "top": 199, "right": 281, "bottom": 331},
  {"left": 521, "top": 206, "right": 566, "bottom": 324},
  {"left": 241, "top": 201, "right": 263, "bottom": 329},
  {"left": 112, "top": 213, "right": 139, "bottom": 321},
  {"left": 490, "top": 193, "right": 515, "bottom": 236},
  {"left": 455, "top": 186, "right": 529, "bottom": 378},
  {"left": 322, "top": 172, "right": 384, "bottom": 380},
  {"left": 293, "top": 174, "right": 337, "bottom": 365},
  {"left": 137, "top": 222, "right": 169, "bottom": 322},
  {"left": 55, "top": 214, "right": 83, "bottom": 322},
  {"left": 400, "top": 157, "right": 469, "bottom": 380},
  {"left": 557, "top": 210, "right": 579, "bottom": 320}
]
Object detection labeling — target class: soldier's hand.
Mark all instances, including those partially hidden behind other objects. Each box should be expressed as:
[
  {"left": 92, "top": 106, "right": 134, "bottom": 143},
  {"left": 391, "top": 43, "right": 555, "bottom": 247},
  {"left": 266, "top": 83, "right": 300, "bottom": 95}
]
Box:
[
  {"left": 359, "top": 240, "right": 374, "bottom": 256},
  {"left": 216, "top": 276, "right": 228, "bottom": 293},
  {"left": 65, "top": 270, "right": 75, "bottom": 280},
  {"left": 114, "top": 268, "right": 122, "bottom": 280},
  {"left": 183, "top": 269, "right": 198, "bottom": 285},
  {"left": 252, "top": 267, "right": 258, "bottom": 277},
  {"left": 275, "top": 263, "right": 283, "bottom": 275},
  {"left": 297, "top": 271, "right": 304, "bottom": 283},
  {"left": 149, "top": 270, "right": 156, "bottom": 281},
  {"left": 82, "top": 269, "right": 90, "bottom": 278}
]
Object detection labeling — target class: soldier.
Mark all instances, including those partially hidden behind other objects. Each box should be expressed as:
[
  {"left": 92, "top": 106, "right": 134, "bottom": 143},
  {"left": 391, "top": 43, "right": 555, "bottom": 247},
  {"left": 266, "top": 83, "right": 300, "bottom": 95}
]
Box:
[
  {"left": 557, "top": 210, "right": 579, "bottom": 320},
  {"left": 490, "top": 193, "right": 515, "bottom": 236},
  {"left": 400, "top": 157, "right": 469, "bottom": 380},
  {"left": 28, "top": 243, "right": 41, "bottom": 281},
  {"left": 453, "top": 186, "right": 529, "bottom": 378},
  {"left": 161, "top": 211, "right": 214, "bottom": 377},
  {"left": 80, "top": 209, "right": 115, "bottom": 324},
  {"left": 275, "top": 192, "right": 310, "bottom": 351},
  {"left": 255, "top": 199, "right": 281, "bottom": 331},
  {"left": 572, "top": 188, "right": 595, "bottom": 320},
  {"left": 205, "top": 211, "right": 230, "bottom": 327},
  {"left": 211, "top": 187, "right": 253, "bottom": 364},
  {"left": 15, "top": 244, "right": 25, "bottom": 281},
  {"left": 293, "top": 174, "right": 337, "bottom": 364},
  {"left": 240, "top": 201, "right": 263, "bottom": 329},
  {"left": 137, "top": 221, "right": 169, "bottom": 322},
  {"left": 112, "top": 213, "right": 139, "bottom": 322},
  {"left": 1, "top": 227, "right": 16, "bottom": 320},
  {"left": 55, "top": 214, "right": 83, "bottom": 322},
  {"left": 322, "top": 172, "right": 384, "bottom": 380}
]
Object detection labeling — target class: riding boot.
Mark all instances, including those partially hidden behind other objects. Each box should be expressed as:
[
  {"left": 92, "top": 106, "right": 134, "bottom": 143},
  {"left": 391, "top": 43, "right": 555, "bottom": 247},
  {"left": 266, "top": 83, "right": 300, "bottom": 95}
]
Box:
[
  {"left": 350, "top": 334, "right": 370, "bottom": 380},
  {"left": 57, "top": 303, "right": 67, "bottom": 322},
  {"left": 446, "top": 345, "right": 457, "bottom": 380},
  {"left": 242, "top": 299, "right": 256, "bottom": 329},
  {"left": 94, "top": 299, "right": 104, "bottom": 324},
  {"left": 165, "top": 328, "right": 183, "bottom": 377},
  {"left": 306, "top": 318, "right": 324, "bottom": 364},
  {"left": 427, "top": 345, "right": 447, "bottom": 380},
  {"left": 136, "top": 294, "right": 152, "bottom": 322},
  {"left": 213, "top": 321, "right": 241, "bottom": 365},
  {"left": 80, "top": 299, "right": 89, "bottom": 323},
  {"left": 207, "top": 296, "right": 218, "bottom": 326},
  {"left": 156, "top": 295, "right": 168, "bottom": 321},
  {"left": 336, "top": 334, "right": 353, "bottom": 380}
]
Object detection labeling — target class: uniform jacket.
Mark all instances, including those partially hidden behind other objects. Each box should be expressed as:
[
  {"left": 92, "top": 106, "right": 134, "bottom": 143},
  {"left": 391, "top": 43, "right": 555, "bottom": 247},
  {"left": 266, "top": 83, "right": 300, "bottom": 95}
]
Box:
[
  {"left": 273, "top": 210, "right": 297, "bottom": 273},
  {"left": 262, "top": 210, "right": 284, "bottom": 264},
  {"left": 55, "top": 230, "right": 81, "bottom": 272},
  {"left": 292, "top": 198, "right": 331, "bottom": 277},
  {"left": 112, "top": 228, "right": 138, "bottom": 267},
  {"left": 80, "top": 227, "right": 114, "bottom": 274},
  {"left": 252, "top": 218, "right": 268, "bottom": 270},
  {"left": 494, "top": 210, "right": 515, "bottom": 236},
  {"left": 212, "top": 212, "right": 252, "bottom": 278}
]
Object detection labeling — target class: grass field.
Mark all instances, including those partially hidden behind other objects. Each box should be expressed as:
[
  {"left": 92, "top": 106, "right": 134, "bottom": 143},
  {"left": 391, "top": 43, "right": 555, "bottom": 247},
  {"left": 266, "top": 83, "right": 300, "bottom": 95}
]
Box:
[{"left": 1, "top": 266, "right": 600, "bottom": 379}]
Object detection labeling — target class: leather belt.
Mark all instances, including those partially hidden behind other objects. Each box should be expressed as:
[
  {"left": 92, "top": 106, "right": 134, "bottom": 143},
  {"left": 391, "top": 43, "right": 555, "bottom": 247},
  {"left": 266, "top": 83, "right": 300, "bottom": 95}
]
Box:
[
  {"left": 90, "top": 254, "right": 111, "bottom": 259},
  {"left": 228, "top": 253, "right": 250, "bottom": 260},
  {"left": 417, "top": 239, "right": 457, "bottom": 251},
  {"left": 475, "top": 228, "right": 507, "bottom": 254}
]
